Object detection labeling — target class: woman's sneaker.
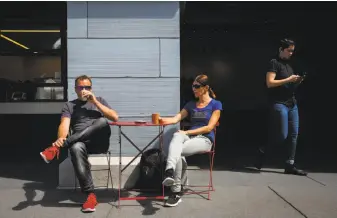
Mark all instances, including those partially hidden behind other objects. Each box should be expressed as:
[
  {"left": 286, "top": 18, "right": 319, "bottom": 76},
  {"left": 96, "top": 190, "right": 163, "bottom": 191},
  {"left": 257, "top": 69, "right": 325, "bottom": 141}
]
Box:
[
  {"left": 164, "top": 193, "right": 182, "bottom": 207},
  {"left": 162, "top": 169, "right": 175, "bottom": 187}
]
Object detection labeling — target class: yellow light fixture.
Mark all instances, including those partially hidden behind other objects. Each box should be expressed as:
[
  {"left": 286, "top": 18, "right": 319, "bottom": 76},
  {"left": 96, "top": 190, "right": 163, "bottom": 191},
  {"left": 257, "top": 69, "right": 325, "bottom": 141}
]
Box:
[
  {"left": 0, "top": 29, "right": 60, "bottom": 49},
  {"left": 0, "top": 34, "right": 30, "bottom": 49}
]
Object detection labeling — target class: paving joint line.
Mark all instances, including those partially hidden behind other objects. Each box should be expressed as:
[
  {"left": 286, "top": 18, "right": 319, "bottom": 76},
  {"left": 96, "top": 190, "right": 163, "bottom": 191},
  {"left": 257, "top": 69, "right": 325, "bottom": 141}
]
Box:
[
  {"left": 305, "top": 175, "right": 326, "bottom": 186},
  {"left": 268, "top": 186, "right": 308, "bottom": 218}
]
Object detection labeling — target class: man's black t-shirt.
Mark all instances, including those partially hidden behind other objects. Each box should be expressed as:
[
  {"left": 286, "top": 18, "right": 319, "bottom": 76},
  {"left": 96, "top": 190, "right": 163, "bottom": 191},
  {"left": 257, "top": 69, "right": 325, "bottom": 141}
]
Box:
[
  {"left": 61, "top": 97, "right": 112, "bottom": 133},
  {"left": 268, "top": 58, "right": 297, "bottom": 103}
]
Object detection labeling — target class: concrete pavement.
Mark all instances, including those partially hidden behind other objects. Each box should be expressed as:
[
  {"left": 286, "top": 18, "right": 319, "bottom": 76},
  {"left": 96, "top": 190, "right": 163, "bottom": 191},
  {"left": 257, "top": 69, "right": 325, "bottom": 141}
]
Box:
[{"left": 0, "top": 163, "right": 336, "bottom": 218}]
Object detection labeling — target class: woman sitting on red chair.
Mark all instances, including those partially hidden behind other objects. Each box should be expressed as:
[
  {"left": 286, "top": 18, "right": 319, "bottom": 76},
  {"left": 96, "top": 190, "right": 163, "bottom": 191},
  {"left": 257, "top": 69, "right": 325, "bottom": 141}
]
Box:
[{"left": 159, "top": 74, "right": 222, "bottom": 207}]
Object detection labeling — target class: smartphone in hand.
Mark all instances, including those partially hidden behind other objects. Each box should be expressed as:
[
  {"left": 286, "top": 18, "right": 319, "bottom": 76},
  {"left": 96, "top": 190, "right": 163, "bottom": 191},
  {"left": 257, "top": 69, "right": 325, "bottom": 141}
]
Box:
[{"left": 301, "top": 72, "right": 307, "bottom": 79}]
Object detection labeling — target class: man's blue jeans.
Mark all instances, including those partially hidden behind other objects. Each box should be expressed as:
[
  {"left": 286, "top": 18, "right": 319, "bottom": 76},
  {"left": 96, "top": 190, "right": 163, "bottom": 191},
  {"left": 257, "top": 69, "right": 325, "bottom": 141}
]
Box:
[{"left": 267, "top": 103, "right": 299, "bottom": 162}]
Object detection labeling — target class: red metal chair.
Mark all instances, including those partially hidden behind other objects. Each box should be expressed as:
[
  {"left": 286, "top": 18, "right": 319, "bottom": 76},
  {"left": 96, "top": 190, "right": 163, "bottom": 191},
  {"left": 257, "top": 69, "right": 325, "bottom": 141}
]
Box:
[
  {"left": 68, "top": 128, "right": 113, "bottom": 191},
  {"left": 181, "top": 121, "right": 219, "bottom": 200}
]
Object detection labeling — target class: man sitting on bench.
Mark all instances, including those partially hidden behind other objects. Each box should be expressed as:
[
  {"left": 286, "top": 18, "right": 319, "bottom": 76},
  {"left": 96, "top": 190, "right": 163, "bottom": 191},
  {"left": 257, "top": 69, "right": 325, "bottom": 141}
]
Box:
[{"left": 40, "top": 75, "right": 118, "bottom": 213}]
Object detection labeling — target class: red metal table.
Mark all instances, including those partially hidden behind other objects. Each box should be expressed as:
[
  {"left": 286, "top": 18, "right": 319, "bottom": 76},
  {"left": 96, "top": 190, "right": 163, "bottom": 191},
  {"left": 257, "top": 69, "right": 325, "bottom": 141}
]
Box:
[{"left": 109, "top": 121, "right": 169, "bottom": 208}]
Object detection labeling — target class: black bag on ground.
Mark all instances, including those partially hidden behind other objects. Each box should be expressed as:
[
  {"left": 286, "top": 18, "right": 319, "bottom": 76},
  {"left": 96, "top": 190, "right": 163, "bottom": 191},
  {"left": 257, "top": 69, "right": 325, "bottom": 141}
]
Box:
[{"left": 134, "top": 148, "right": 168, "bottom": 192}]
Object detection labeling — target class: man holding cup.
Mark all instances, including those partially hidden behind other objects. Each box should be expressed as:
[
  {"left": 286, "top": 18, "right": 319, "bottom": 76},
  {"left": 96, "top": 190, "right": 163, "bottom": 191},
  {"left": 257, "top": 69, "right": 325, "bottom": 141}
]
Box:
[{"left": 40, "top": 75, "right": 118, "bottom": 212}]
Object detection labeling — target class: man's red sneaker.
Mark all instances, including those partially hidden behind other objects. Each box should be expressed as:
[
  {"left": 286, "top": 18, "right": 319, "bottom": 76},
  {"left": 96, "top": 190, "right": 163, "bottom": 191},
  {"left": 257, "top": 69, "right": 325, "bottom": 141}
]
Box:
[
  {"left": 82, "top": 193, "right": 98, "bottom": 212},
  {"left": 40, "top": 146, "right": 60, "bottom": 163}
]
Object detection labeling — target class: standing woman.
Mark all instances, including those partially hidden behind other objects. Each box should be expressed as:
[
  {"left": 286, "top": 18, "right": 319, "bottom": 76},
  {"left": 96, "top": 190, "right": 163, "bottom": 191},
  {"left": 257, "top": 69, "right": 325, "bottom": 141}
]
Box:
[{"left": 256, "top": 39, "right": 307, "bottom": 176}]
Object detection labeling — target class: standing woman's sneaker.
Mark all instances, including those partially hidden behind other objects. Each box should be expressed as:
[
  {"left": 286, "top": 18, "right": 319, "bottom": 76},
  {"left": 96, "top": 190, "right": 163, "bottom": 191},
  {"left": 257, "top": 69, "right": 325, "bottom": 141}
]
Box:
[
  {"left": 284, "top": 164, "right": 307, "bottom": 176},
  {"left": 254, "top": 147, "right": 266, "bottom": 170}
]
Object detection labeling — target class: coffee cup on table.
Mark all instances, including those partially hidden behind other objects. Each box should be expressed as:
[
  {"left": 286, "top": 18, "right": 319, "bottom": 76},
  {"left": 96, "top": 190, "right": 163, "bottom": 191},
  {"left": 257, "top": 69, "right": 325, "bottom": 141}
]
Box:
[{"left": 152, "top": 113, "right": 160, "bottom": 124}]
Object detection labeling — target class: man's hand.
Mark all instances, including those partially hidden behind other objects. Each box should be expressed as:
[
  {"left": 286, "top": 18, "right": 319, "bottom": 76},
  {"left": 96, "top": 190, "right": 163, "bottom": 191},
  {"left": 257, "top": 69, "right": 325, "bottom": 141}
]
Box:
[
  {"left": 82, "top": 90, "right": 97, "bottom": 104},
  {"left": 52, "top": 138, "right": 67, "bottom": 148}
]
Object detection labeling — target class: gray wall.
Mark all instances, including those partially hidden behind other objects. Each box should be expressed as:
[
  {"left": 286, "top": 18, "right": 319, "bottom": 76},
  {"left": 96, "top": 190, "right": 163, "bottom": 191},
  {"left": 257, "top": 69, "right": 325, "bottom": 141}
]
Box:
[{"left": 67, "top": 2, "right": 180, "bottom": 156}]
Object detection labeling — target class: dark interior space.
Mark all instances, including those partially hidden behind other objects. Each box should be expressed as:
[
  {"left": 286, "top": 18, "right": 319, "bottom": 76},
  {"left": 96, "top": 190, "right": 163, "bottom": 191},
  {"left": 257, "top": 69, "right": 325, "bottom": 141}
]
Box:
[
  {"left": 0, "top": 1, "right": 67, "bottom": 102},
  {"left": 0, "top": 114, "right": 62, "bottom": 185},
  {"left": 181, "top": 2, "right": 337, "bottom": 172}
]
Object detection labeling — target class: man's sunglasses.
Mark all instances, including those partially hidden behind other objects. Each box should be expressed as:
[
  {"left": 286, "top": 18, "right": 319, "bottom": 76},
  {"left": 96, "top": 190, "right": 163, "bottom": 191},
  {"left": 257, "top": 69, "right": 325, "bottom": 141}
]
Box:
[
  {"left": 192, "top": 84, "right": 204, "bottom": 89},
  {"left": 75, "top": 86, "right": 92, "bottom": 90}
]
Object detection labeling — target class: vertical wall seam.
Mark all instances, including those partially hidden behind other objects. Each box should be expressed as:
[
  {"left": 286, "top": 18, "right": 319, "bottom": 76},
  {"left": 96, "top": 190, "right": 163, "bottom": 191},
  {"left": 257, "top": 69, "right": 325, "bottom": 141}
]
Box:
[
  {"left": 159, "top": 38, "right": 161, "bottom": 77},
  {"left": 86, "top": 1, "right": 89, "bottom": 38}
]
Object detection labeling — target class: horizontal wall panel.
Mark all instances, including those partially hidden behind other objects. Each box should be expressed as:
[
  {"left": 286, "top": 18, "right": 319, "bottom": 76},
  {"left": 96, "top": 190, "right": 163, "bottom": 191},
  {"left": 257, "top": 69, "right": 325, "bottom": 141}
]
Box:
[
  {"left": 160, "top": 39, "right": 180, "bottom": 77},
  {"left": 87, "top": 2, "right": 179, "bottom": 38},
  {"left": 108, "top": 117, "right": 179, "bottom": 156},
  {"left": 68, "top": 78, "right": 180, "bottom": 117},
  {"left": 68, "top": 39, "right": 160, "bottom": 77},
  {"left": 67, "top": 2, "right": 88, "bottom": 38}
]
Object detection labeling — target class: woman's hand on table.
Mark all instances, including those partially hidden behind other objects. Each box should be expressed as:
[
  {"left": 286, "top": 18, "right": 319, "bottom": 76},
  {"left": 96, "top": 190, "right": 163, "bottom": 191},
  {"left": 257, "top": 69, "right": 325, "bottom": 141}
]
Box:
[{"left": 158, "top": 117, "right": 169, "bottom": 125}]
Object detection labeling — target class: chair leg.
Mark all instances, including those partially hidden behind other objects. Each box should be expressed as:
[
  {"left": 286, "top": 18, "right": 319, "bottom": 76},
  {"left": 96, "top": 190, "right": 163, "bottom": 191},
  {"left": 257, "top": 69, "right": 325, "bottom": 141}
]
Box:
[
  {"left": 208, "top": 154, "right": 211, "bottom": 200},
  {"left": 73, "top": 152, "right": 113, "bottom": 192},
  {"left": 109, "top": 157, "right": 114, "bottom": 190},
  {"left": 74, "top": 172, "right": 77, "bottom": 192},
  {"left": 210, "top": 154, "right": 214, "bottom": 191},
  {"left": 106, "top": 151, "right": 118, "bottom": 201},
  {"left": 106, "top": 152, "right": 110, "bottom": 189},
  {"left": 207, "top": 152, "right": 215, "bottom": 200},
  {"left": 106, "top": 151, "right": 114, "bottom": 190},
  {"left": 210, "top": 153, "right": 215, "bottom": 192}
]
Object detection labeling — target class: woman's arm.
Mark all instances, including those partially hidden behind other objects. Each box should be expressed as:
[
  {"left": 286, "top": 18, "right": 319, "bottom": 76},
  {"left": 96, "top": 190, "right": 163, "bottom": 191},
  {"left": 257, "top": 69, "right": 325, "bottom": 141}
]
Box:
[
  {"left": 266, "top": 72, "right": 300, "bottom": 88},
  {"left": 159, "top": 109, "right": 188, "bottom": 125},
  {"left": 182, "top": 110, "right": 221, "bottom": 136}
]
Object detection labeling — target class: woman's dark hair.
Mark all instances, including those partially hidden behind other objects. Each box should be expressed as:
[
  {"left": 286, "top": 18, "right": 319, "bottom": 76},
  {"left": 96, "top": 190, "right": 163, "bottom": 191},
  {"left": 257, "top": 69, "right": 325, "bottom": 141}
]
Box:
[
  {"left": 195, "top": 74, "right": 216, "bottom": 99},
  {"left": 280, "top": 38, "right": 295, "bottom": 51}
]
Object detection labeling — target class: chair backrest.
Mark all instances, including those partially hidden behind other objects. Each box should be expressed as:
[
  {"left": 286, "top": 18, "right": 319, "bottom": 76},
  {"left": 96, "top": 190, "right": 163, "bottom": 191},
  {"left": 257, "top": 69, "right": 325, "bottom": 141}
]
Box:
[{"left": 212, "top": 123, "right": 219, "bottom": 152}]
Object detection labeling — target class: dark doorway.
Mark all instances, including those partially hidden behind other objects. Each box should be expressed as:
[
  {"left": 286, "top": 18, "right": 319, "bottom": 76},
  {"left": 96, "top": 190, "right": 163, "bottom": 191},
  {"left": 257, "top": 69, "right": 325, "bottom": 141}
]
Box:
[{"left": 180, "top": 2, "right": 337, "bottom": 172}]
